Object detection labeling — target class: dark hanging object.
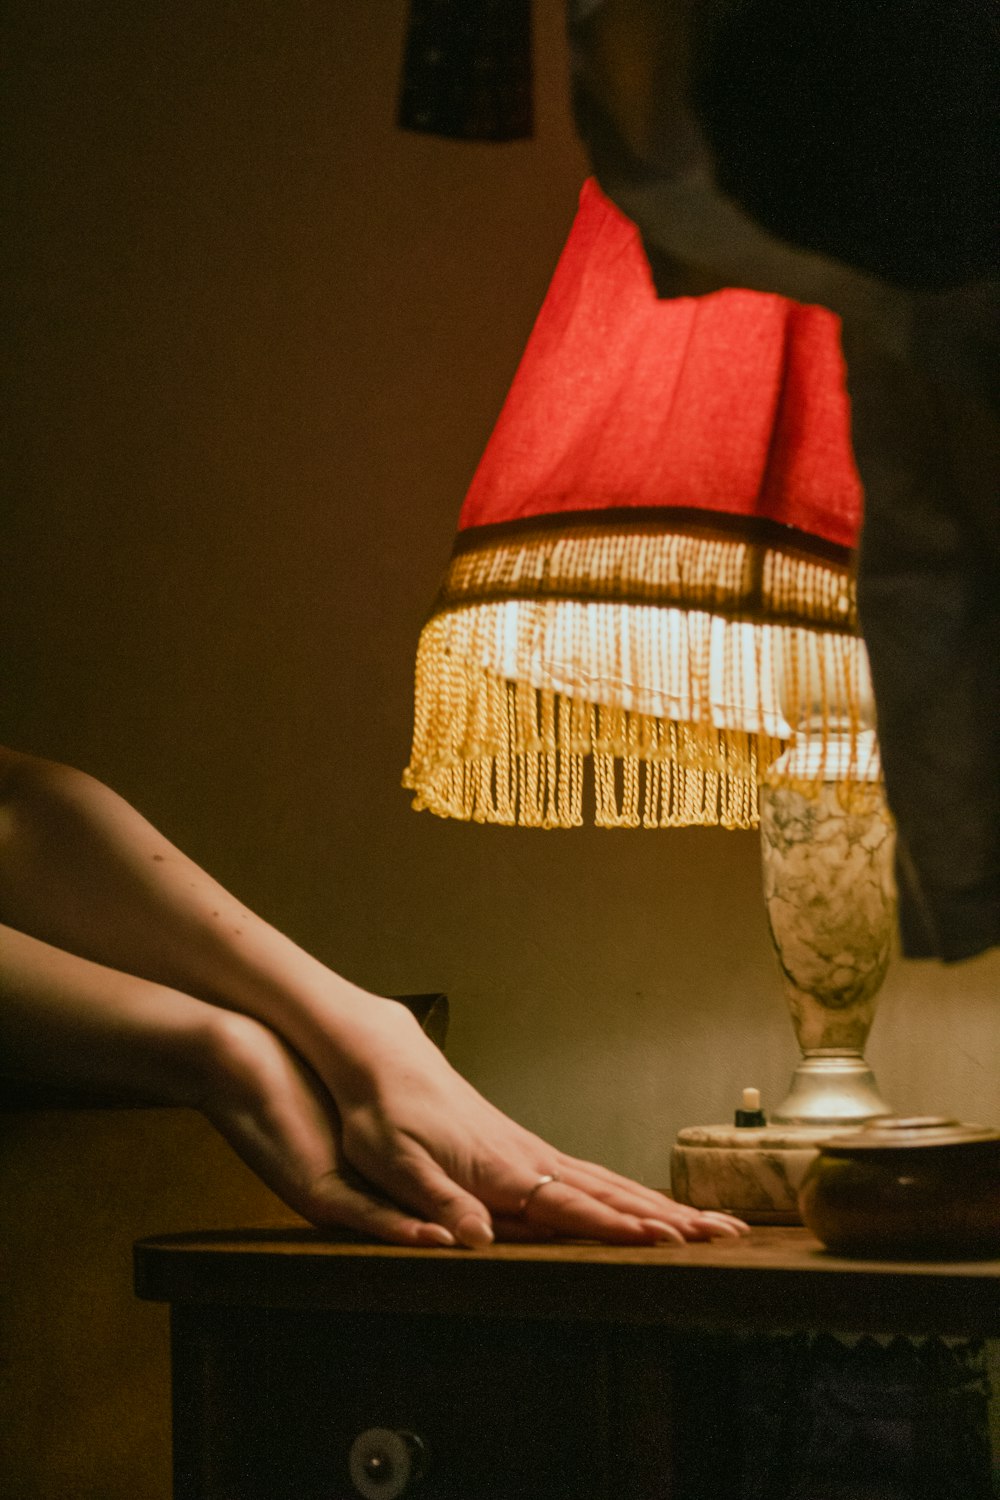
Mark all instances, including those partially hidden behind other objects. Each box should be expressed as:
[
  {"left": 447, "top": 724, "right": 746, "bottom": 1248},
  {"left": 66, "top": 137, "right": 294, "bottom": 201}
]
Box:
[
  {"left": 397, "top": 0, "right": 533, "bottom": 142},
  {"left": 689, "top": 0, "right": 999, "bottom": 291}
]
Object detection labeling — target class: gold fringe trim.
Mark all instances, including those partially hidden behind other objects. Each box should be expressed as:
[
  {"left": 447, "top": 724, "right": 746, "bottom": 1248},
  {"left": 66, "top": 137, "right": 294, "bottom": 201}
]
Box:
[
  {"left": 440, "top": 521, "right": 856, "bottom": 631},
  {"left": 403, "top": 596, "right": 877, "bottom": 831}
]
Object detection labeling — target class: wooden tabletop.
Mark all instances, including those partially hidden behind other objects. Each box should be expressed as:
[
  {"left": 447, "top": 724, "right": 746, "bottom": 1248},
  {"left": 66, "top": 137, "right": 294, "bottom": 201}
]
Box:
[{"left": 134, "top": 1226, "right": 1000, "bottom": 1338}]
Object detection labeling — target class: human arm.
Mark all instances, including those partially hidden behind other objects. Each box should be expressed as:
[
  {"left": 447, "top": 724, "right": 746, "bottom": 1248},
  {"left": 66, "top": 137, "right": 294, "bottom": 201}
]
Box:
[
  {"left": 0, "top": 746, "right": 746, "bottom": 1246},
  {"left": 0, "top": 919, "right": 461, "bottom": 1244}
]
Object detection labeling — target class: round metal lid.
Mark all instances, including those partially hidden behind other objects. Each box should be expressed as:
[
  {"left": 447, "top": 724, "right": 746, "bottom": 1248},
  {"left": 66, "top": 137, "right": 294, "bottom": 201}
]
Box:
[{"left": 820, "top": 1116, "right": 1000, "bottom": 1151}]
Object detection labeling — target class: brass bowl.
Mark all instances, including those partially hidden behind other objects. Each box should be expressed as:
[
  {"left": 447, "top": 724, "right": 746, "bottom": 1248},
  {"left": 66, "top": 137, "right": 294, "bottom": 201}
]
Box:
[{"left": 798, "top": 1116, "right": 1000, "bottom": 1258}]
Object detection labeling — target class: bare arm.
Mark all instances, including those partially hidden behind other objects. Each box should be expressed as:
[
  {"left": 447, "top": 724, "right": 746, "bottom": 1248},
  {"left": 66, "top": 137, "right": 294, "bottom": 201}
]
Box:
[
  {"left": 0, "top": 744, "right": 362, "bottom": 1026},
  {"left": 0, "top": 920, "right": 455, "bottom": 1244},
  {"left": 0, "top": 746, "right": 746, "bottom": 1246}
]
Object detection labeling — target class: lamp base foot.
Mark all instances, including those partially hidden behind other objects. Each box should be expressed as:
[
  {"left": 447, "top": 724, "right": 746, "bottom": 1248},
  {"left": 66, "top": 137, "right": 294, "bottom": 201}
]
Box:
[{"left": 670, "top": 1122, "right": 850, "bottom": 1224}]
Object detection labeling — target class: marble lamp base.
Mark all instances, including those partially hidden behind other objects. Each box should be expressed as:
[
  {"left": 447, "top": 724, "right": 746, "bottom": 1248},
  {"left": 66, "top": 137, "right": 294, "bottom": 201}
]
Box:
[{"left": 671, "top": 1123, "right": 839, "bottom": 1224}]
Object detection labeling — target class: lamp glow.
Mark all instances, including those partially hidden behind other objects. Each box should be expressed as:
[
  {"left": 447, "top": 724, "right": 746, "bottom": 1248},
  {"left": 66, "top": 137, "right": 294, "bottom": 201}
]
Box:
[
  {"left": 404, "top": 181, "right": 896, "bottom": 1220},
  {"left": 405, "top": 181, "right": 869, "bottom": 832}
]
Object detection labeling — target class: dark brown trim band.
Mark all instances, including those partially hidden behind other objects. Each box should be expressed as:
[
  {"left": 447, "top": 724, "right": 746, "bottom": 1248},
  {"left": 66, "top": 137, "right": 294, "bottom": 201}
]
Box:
[{"left": 453, "top": 506, "right": 856, "bottom": 571}]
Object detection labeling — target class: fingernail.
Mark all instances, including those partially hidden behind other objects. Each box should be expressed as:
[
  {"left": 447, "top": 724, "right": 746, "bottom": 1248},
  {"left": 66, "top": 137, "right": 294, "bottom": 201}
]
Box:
[
  {"left": 455, "top": 1214, "right": 494, "bottom": 1248},
  {"left": 701, "top": 1213, "right": 749, "bottom": 1233},
  {"left": 640, "top": 1218, "right": 684, "bottom": 1243},
  {"left": 418, "top": 1224, "right": 456, "bottom": 1247}
]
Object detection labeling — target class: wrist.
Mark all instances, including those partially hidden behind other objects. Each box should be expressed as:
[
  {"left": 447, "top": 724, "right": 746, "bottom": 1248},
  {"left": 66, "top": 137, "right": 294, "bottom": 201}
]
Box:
[
  {"left": 266, "top": 979, "right": 432, "bottom": 1105},
  {"left": 189, "top": 1007, "right": 271, "bottom": 1111},
  {"left": 219, "top": 948, "right": 417, "bottom": 1084}
]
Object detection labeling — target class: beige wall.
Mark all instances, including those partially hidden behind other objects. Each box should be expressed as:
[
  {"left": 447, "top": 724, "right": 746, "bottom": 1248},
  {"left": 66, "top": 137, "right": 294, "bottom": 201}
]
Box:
[{"left": 2, "top": 4, "right": 997, "bottom": 1495}]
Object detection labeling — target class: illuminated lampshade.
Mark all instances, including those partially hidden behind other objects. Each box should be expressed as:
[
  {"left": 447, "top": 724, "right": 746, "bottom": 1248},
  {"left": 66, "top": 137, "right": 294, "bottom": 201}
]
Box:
[
  {"left": 404, "top": 179, "right": 873, "bottom": 832},
  {"left": 404, "top": 181, "right": 897, "bottom": 1220}
]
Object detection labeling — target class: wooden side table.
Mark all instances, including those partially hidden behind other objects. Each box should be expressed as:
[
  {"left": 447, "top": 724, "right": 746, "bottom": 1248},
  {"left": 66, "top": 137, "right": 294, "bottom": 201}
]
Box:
[{"left": 135, "top": 1227, "right": 1000, "bottom": 1500}]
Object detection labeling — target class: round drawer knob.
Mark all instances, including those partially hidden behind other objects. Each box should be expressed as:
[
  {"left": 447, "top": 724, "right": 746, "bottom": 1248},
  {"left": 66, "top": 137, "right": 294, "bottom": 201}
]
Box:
[{"left": 348, "top": 1428, "right": 427, "bottom": 1499}]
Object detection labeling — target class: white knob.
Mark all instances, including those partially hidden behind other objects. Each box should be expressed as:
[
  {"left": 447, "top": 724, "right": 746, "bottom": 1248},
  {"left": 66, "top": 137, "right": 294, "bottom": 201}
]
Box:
[{"left": 348, "top": 1428, "right": 426, "bottom": 1500}]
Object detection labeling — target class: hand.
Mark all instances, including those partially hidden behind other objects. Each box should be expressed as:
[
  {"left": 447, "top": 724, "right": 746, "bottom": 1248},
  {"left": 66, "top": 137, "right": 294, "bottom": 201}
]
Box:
[
  {"left": 201, "top": 1010, "right": 461, "bottom": 1246},
  {"left": 285, "top": 997, "right": 748, "bottom": 1249},
  {"left": 0, "top": 748, "right": 748, "bottom": 1251}
]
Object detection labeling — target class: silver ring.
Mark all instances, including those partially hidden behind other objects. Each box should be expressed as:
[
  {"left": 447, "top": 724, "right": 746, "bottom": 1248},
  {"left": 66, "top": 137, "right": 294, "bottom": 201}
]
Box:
[{"left": 515, "top": 1173, "right": 561, "bottom": 1214}]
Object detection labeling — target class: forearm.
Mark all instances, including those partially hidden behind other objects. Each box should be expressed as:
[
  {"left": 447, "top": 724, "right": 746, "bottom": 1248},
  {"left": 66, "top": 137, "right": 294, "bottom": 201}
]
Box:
[
  {"left": 0, "top": 922, "right": 219, "bottom": 1105},
  {"left": 0, "top": 922, "right": 444, "bottom": 1241},
  {"left": 0, "top": 746, "right": 388, "bottom": 1067},
  {"left": 0, "top": 750, "right": 747, "bottom": 1247}
]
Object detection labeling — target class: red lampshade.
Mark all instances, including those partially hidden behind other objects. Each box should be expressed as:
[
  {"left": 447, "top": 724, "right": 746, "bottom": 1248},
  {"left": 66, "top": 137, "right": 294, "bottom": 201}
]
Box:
[{"left": 405, "top": 180, "right": 871, "bottom": 829}]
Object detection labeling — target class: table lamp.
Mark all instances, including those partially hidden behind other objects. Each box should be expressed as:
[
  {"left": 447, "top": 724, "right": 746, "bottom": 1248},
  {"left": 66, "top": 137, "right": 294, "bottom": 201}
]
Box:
[{"left": 403, "top": 180, "right": 897, "bottom": 1220}]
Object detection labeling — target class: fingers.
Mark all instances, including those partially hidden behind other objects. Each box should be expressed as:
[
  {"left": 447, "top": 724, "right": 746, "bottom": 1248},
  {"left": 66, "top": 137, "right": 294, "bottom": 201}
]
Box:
[
  {"left": 310, "top": 989, "right": 751, "bottom": 1250},
  {"left": 343, "top": 1137, "right": 497, "bottom": 1249},
  {"left": 209, "top": 1008, "right": 745, "bottom": 1252},
  {"left": 307, "top": 1164, "right": 741, "bottom": 1251},
  {"left": 301, "top": 1171, "right": 458, "bottom": 1249},
  {"left": 492, "top": 1175, "right": 683, "bottom": 1245},
  {"left": 206, "top": 1014, "right": 462, "bottom": 1249},
  {"left": 320, "top": 1149, "right": 744, "bottom": 1250},
  {"left": 559, "top": 1159, "right": 689, "bottom": 1215},
  {"left": 553, "top": 1158, "right": 749, "bottom": 1239},
  {"left": 497, "top": 1178, "right": 744, "bottom": 1245},
  {"left": 344, "top": 1121, "right": 745, "bottom": 1248},
  {"left": 476, "top": 1156, "right": 747, "bottom": 1243}
]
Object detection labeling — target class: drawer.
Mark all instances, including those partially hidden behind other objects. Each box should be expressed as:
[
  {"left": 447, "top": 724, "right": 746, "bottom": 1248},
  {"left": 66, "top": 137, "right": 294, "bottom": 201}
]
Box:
[{"left": 171, "top": 1305, "right": 615, "bottom": 1500}]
